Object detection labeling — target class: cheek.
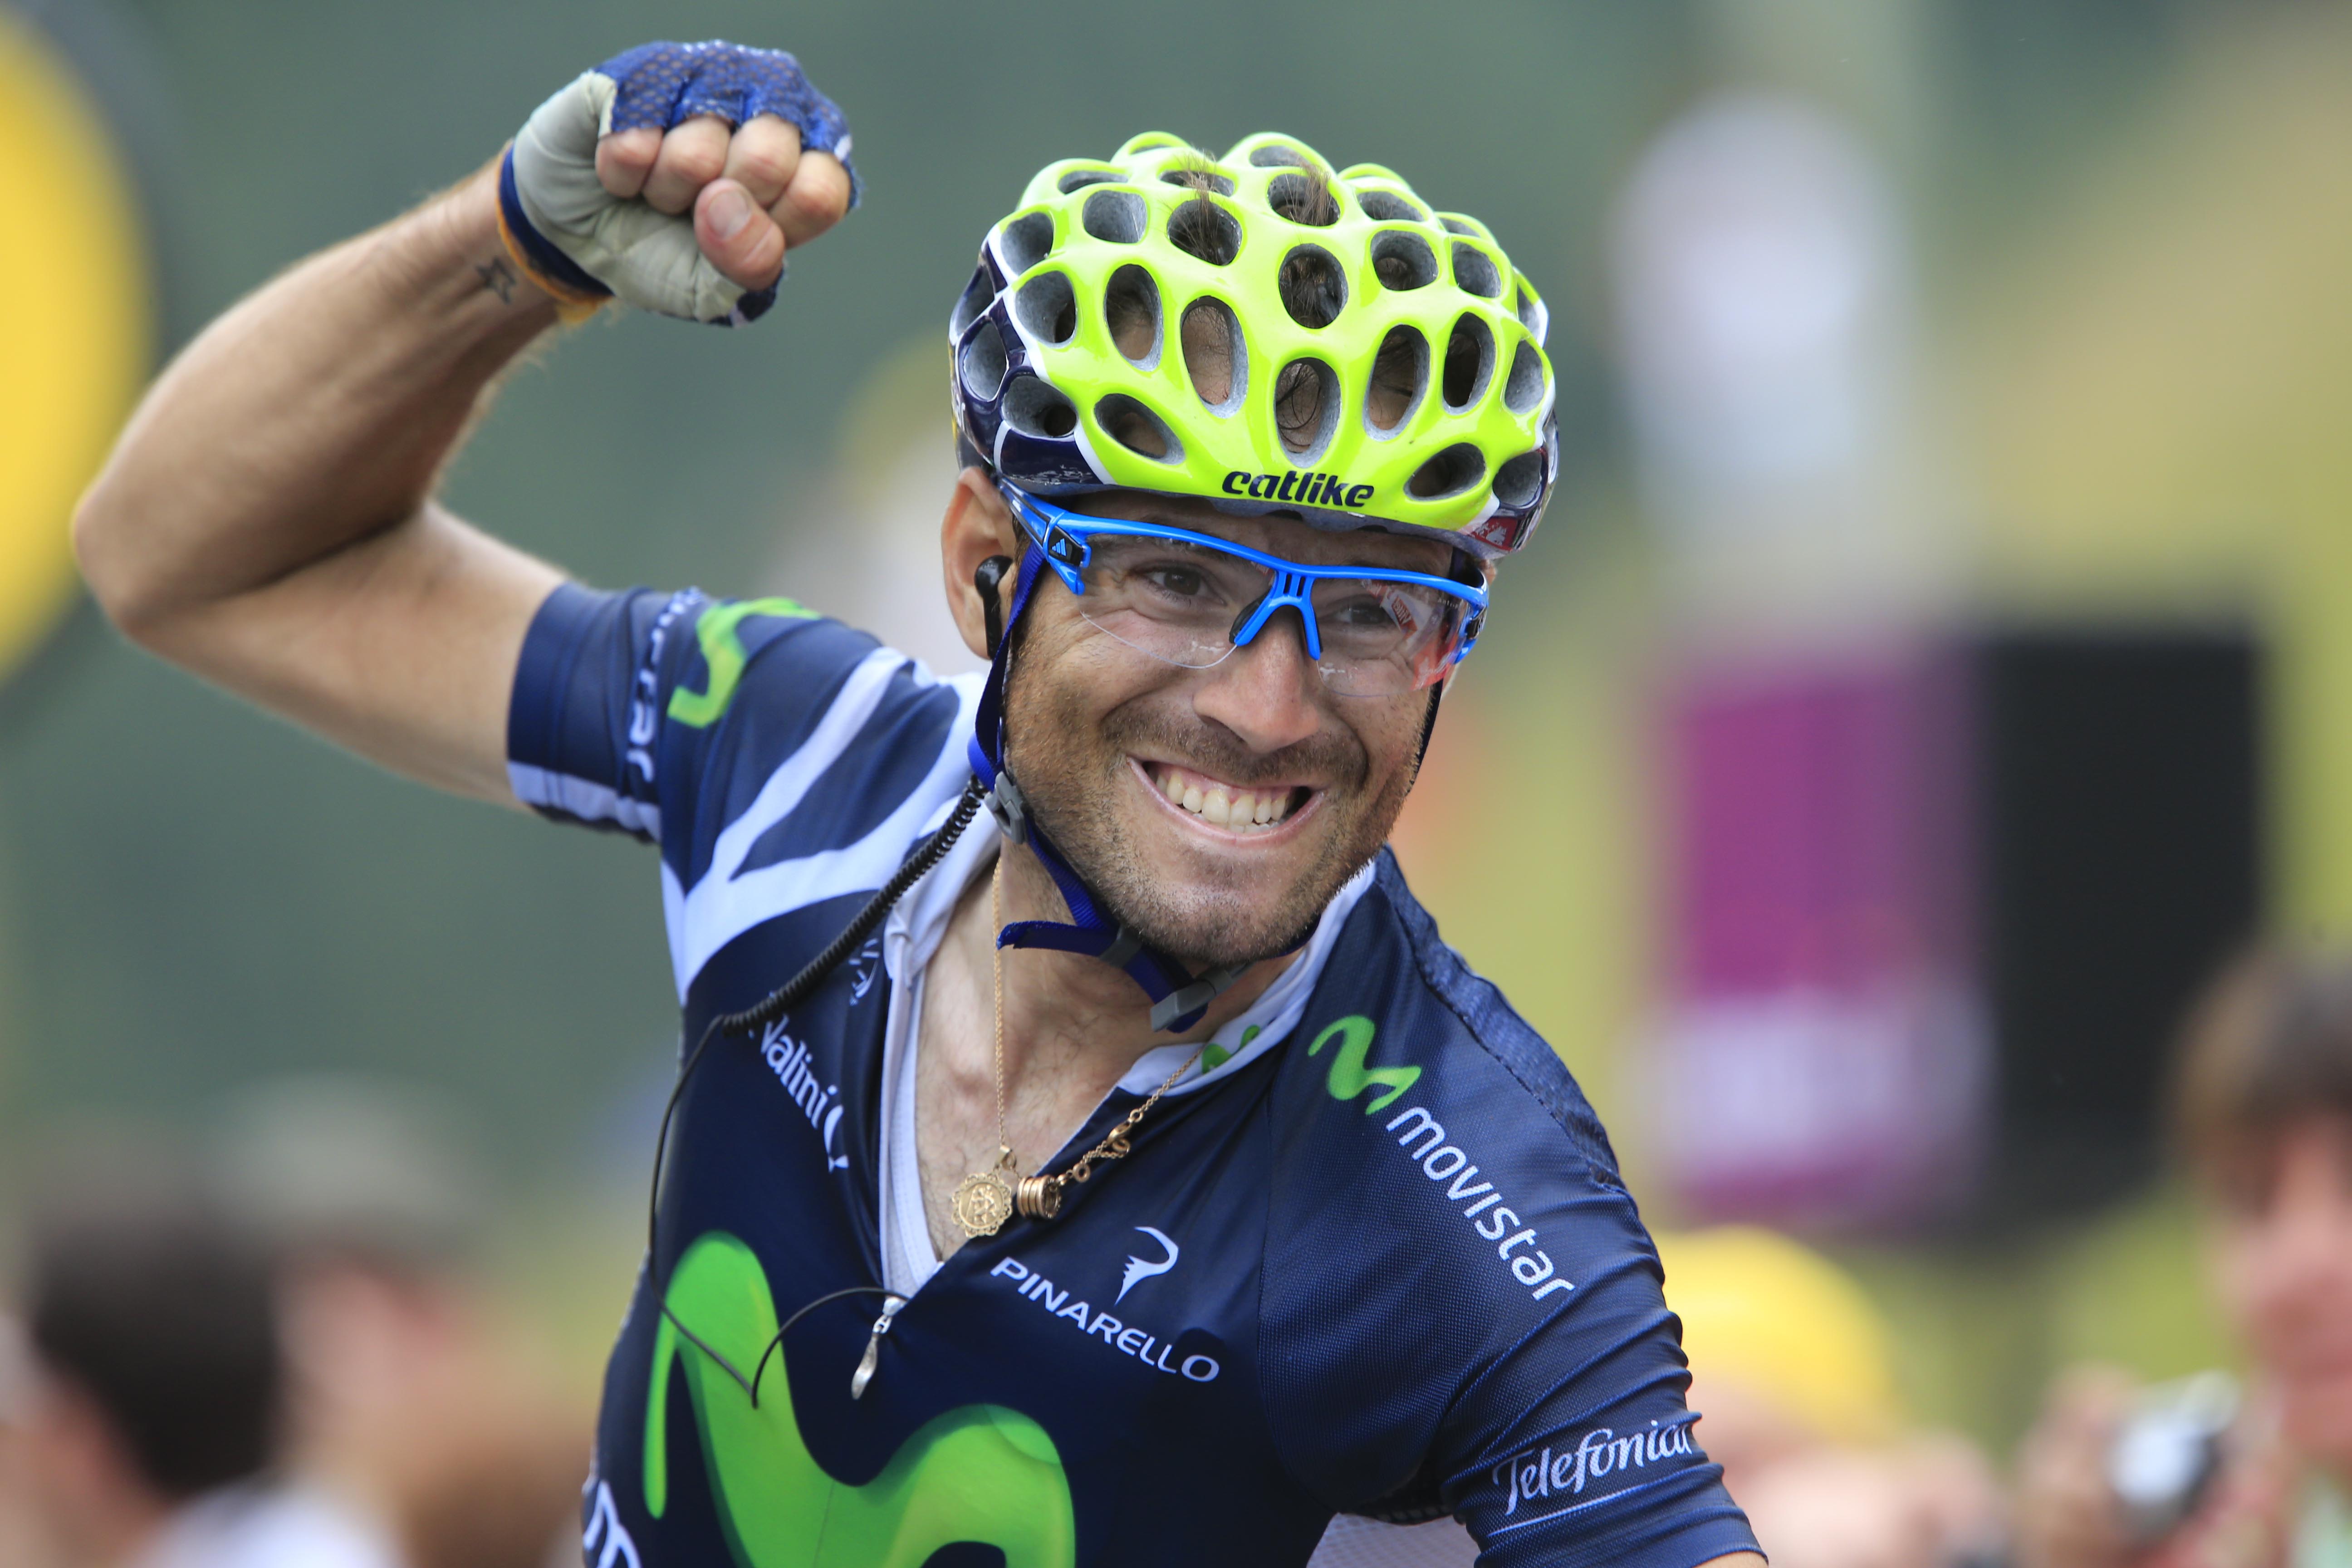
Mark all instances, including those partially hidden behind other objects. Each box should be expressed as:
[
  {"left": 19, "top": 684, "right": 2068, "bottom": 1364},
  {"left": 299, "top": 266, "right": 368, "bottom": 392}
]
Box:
[
  {"left": 1008, "top": 613, "right": 1172, "bottom": 746},
  {"left": 1354, "top": 695, "right": 1433, "bottom": 789}
]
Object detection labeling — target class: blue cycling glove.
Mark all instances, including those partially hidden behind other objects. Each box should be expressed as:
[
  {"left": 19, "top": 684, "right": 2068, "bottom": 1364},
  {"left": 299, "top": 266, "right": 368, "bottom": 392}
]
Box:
[{"left": 497, "top": 41, "right": 858, "bottom": 326}]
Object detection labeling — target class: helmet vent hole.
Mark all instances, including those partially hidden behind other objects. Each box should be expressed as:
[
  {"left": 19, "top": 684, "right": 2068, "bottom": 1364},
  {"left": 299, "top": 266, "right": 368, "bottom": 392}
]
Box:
[
  {"left": 1266, "top": 172, "right": 1339, "bottom": 227},
  {"left": 1248, "top": 144, "right": 1313, "bottom": 169},
  {"left": 1514, "top": 279, "right": 1546, "bottom": 338},
  {"left": 1440, "top": 216, "right": 1480, "bottom": 237},
  {"left": 1365, "top": 326, "right": 1427, "bottom": 436},
  {"left": 949, "top": 264, "right": 997, "bottom": 339},
  {"left": 1167, "top": 196, "right": 1241, "bottom": 267},
  {"left": 1082, "top": 189, "right": 1147, "bottom": 245},
  {"left": 1181, "top": 297, "right": 1247, "bottom": 414},
  {"left": 1358, "top": 190, "right": 1427, "bottom": 224},
  {"left": 1503, "top": 340, "right": 1547, "bottom": 414},
  {"left": 1161, "top": 166, "right": 1235, "bottom": 197},
  {"left": 1494, "top": 450, "right": 1545, "bottom": 510},
  {"left": 1274, "top": 358, "right": 1340, "bottom": 460},
  {"left": 1451, "top": 243, "right": 1503, "bottom": 299},
  {"left": 1104, "top": 265, "right": 1161, "bottom": 368},
  {"left": 959, "top": 317, "right": 1008, "bottom": 402},
  {"left": 1002, "top": 375, "right": 1079, "bottom": 440},
  {"left": 998, "top": 211, "right": 1054, "bottom": 276},
  {"left": 1371, "top": 231, "right": 1437, "bottom": 292},
  {"left": 1406, "top": 442, "right": 1486, "bottom": 500},
  {"left": 1058, "top": 167, "right": 1123, "bottom": 194},
  {"left": 1278, "top": 245, "right": 1346, "bottom": 329},
  {"left": 1014, "top": 271, "right": 1078, "bottom": 346},
  {"left": 1442, "top": 315, "right": 1495, "bottom": 411},
  {"left": 1095, "top": 394, "right": 1182, "bottom": 463}
]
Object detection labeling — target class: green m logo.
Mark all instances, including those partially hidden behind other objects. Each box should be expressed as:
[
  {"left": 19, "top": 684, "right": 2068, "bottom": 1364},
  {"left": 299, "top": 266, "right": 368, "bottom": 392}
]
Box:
[
  {"left": 667, "top": 598, "right": 820, "bottom": 730},
  {"left": 647, "top": 1232, "right": 1075, "bottom": 1567},
  {"left": 1308, "top": 1015, "right": 1420, "bottom": 1114}
]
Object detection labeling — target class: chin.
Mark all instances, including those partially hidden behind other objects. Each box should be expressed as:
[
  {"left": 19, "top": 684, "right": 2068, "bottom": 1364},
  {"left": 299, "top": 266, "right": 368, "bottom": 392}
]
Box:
[
  {"left": 1029, "top": 811, "right": 1317, "bottom": 973},
  {"left": 1134, "top": 893, "right": 1327, "bottom": 970}
]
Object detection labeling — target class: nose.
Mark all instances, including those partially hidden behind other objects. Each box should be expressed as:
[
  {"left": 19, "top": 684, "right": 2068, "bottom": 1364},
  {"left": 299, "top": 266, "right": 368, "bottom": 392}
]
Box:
[{"left": 1191, "top": 605, "right": 1323, "bottom": 754}]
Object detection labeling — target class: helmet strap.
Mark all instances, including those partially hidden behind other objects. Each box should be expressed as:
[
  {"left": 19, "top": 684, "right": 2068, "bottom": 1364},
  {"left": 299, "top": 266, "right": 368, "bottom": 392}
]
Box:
[
  {"left": 1411, "top": 681, "right": 1445, "bottom": 782},
  {"left": 967, "top": 545, "right": 1252, "bottom": 1034}
]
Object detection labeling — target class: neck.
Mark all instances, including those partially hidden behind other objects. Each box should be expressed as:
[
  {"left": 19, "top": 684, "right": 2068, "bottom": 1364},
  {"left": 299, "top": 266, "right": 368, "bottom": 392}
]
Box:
[{"left": 940, "top": 841, "right": 1302, "bottom": 1098}]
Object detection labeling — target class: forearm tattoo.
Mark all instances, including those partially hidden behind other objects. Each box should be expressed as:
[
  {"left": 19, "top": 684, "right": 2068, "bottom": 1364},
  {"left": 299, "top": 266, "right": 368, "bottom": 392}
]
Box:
[{"left": 475, "top": 255, "right": 518, "bottom": 304}]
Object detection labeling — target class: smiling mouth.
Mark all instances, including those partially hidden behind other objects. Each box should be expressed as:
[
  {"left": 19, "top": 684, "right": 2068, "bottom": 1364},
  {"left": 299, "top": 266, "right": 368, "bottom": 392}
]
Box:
[{"left": 1139, "top": 760, "right": 1314, "bottom": 835}]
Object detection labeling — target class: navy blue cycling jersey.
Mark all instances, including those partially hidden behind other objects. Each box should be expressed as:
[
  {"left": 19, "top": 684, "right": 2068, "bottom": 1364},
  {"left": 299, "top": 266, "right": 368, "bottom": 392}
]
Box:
[{"left": 509, "top": 583, "right": 1759, "bottom": 1568}]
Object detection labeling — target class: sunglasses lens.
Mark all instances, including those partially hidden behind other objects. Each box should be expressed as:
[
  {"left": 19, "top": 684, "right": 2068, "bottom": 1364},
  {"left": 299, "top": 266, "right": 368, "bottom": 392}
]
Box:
[
  {"left": 1307, "top": 579, "right": 1467, "bottom": 695},
  {"left": 1062, "top": 529, "right": 1474, "bottom": 695},
  {"left": 1073, "top": 534, "right": 1266, "bottom": 670}
]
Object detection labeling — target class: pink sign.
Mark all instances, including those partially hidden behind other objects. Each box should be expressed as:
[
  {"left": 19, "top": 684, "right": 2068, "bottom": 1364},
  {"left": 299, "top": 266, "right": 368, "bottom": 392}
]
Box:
[{"left": 1649, "top": 648, "right": 1988, "bottom": 1231}]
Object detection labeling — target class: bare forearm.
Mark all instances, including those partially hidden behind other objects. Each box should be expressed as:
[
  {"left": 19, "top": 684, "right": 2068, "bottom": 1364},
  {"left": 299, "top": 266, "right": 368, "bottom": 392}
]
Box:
[
  {"left": 70, "top": 158, "right": 570, "bottom": 801},
  {"left": 68, "top": 53, "right": 853, "bottom": 804},
  {"left": 74, "top": 158, "right": 559, "bottom": 634}
]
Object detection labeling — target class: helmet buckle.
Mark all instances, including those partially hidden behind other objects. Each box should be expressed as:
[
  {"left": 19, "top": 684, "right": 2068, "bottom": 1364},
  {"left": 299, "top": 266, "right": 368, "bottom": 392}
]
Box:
[{"left": 985, "top": 770, "right": 1030, "bottom": 845}]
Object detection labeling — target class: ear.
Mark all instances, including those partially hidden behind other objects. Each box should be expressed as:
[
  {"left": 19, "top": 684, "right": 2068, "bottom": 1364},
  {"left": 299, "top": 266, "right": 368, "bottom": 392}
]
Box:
[{"left": 941, "top": 466, "right": 1023, "bottom": 661}]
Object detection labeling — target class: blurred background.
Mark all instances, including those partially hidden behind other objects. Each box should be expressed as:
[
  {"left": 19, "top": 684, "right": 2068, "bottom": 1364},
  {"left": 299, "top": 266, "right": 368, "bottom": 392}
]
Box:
[{"left": 5, "top": 0, "right": 2351, "bottom": 1561}]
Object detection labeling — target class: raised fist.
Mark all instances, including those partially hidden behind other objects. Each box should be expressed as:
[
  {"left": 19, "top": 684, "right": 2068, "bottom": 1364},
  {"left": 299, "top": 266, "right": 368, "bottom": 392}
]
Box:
[{"left": 499, "top": 41, "right": 856, "bottom": 325}]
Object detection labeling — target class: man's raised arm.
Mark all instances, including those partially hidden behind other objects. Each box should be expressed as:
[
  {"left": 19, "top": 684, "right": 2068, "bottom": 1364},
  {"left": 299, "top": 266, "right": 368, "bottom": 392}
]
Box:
[{"left": 72, "top": 43, "right": 853, "bottom": 802}]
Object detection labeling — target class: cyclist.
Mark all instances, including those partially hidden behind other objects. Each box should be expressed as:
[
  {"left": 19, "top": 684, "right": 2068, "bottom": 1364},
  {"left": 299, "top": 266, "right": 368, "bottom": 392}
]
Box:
[{"left": 74, "top": 41, "right": 1764, "bottom": 1568}]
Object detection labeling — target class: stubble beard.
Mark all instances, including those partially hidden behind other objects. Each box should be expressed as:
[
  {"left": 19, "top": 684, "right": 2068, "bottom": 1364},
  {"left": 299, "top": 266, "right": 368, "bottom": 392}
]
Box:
[{"left": 1004, "top": 668, "right": 1420, "bottom": 970}]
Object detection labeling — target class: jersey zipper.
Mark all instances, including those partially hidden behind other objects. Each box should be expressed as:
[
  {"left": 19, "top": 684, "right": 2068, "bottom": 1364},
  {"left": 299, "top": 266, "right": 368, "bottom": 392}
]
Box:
[{"left": 850, "top": 1293, "right": 906, "bottom": 1400}]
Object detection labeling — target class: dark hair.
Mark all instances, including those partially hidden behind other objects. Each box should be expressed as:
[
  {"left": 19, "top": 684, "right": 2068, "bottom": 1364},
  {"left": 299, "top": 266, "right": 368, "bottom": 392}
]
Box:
[
  {"left": 2174, "top": 948, "right": 2352, "bottom": 1181},
  {"left": 26, "top": 1203, "right": 281, "bottom": 1499}
]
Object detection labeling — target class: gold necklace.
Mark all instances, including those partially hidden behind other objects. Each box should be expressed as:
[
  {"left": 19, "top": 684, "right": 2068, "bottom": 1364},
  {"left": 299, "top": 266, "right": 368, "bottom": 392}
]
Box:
[{"left": 951, "top": 862, "right": 1208, "bottom": 1239}]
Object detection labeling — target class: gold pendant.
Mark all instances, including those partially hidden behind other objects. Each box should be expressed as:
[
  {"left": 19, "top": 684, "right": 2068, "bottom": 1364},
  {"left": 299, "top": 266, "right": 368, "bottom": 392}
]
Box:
[{"left": 952, "top": 1167, "right": 1015, "bottom": 1238}]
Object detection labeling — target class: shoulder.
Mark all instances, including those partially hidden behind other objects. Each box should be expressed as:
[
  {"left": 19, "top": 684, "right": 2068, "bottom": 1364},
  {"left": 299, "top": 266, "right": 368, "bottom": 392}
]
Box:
[
  {"left": 1257, "top": 852, "right": 1659, "bottom": 1500},
  {"left": 1274, "top": 850, "right": 1626, "bottom": 1201},
  {"left": 507, "top": 585, "right": 987, "bottom": 995},
  {"left": 508, "top": 585, "right": 906, "bottom": 830},
  {"left": 653, "top": 596, "right": 982, "bottom": 991},
  {"left": 654, "top": 594, "right": 979, "bottom": 872}
]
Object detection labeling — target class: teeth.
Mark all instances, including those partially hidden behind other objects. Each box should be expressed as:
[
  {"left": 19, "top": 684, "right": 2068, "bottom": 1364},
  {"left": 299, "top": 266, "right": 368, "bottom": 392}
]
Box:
[{"left": 1153, "top": 765, "right": 1297, "bottom": 832}]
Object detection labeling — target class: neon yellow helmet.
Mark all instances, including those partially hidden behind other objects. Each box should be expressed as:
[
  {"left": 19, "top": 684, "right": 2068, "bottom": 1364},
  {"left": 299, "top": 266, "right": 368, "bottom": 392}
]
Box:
[{"left": 949, "top": 132, "right": 1558, "bottom": 558}]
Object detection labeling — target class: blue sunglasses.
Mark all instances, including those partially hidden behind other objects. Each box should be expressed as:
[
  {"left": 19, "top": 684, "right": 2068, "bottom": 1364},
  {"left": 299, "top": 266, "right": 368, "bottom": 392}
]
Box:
[{"left": 999, "top": 485, "right": 1487, "bottom": 697}]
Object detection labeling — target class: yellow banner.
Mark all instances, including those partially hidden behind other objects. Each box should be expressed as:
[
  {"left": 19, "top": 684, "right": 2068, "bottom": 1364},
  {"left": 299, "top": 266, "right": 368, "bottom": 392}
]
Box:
[{"left": 0, "top": 8, "right": 150, "bottom": 684}]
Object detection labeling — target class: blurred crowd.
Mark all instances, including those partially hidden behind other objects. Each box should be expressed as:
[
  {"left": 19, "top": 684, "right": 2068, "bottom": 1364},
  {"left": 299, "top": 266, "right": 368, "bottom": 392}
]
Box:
[
  {"left": 7, "top": 943, "right": 2349, "bottom": 1568},
  {"left": 0, "top": 1082, "right": 588, "bottom": 1568},
  {"left": 1648, "top": 946, "right": 2352, "bottom": 1568},
  {"left": 2007, "top": 953, "right": 2352, "bottom": 1568}
]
